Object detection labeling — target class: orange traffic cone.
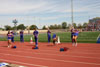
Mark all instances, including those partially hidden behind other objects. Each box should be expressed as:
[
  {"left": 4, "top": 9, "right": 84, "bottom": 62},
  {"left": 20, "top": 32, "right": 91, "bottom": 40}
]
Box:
[
  {"left": 30, "top": 37, "right": 33, "bottom": 44},
  {"left": 56, "top": 36, "right": 61, "bottom": 44}
]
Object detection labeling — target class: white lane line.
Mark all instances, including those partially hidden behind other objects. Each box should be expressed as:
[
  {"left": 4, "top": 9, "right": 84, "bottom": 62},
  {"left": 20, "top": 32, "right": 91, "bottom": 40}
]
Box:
[
  {"left": 17, "top": 46, "right": 100, "bottom": 51},
  {"left": 1, "top": 45, "right": 100, "bottom": 53},
  {"left": 0, "top": 53, "right": 100, "bottom": 66},
  {"left": 0, "top": 47, "right": 100, "bottom": 55},
  {"left": 25, "top": 48, "right": 100, "bottom": 55},
  {"left": 0, "top": 59, "right": 48, "bottom": 67},
  {"left": 1, "top": 44, "right": 100, "bottom": 52},
  {"left": 0, "top": 49, "right": 100, "bottom": 60},
  {"left": 25, "top": 48, "right": 100, "bottom": 53}
]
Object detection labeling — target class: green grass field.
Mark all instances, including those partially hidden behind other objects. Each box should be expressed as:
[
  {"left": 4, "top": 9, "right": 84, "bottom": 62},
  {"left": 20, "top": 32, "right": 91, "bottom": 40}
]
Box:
[{"left": 0, "top": 32, "right": 100, "bottom": 43}]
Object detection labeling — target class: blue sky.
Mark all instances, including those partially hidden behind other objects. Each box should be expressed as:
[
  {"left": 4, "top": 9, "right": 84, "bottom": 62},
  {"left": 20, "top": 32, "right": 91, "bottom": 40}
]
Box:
[{"left": 0, "top": 0, "right": 100, "bottom": 28}]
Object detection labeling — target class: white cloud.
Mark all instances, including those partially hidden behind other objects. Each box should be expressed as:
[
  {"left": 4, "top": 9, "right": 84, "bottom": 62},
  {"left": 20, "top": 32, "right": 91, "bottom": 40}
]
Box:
[
  {"left": 0, "top": 0, "right": 48, "bottom": 14},
  {"left": 0, "top": 0, "right": 68, "bottom": 15},
  {"left": 0, "top": 0, "right": 100, "bottom": 28},
  {"left": 0, "top": 0, "right": 100, "bottom": 15}
]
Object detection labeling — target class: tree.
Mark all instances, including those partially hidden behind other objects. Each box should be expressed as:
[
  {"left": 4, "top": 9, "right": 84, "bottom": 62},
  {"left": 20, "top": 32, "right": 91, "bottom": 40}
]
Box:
[
  {"left": 49, "top": 24, "right": 62, "bottom": 29},
  {"left": 12, "top": 26, "right": 16, "bottom": 30},
  {"left": 62, "top": 22, "right": 67, "bottom": 29},
  {"left": 68, "top": 24, "right": 71, "bottom": 27},
  {"left": 0, "top": 27, "right": 4, "bottom": 30},
  {"left": 78, "top": 23, "right": 82, "bottom": 29},
  {"left": 30, "top": 25, "right": 38, "bottom": 30},
  {"left": 42, "top": 25, "right": 46, "bottom": 29},
  {"left": 12, "top": 19, "right": 18, "bottom": 30},
  {"left": 49, "top": 25, "right": 54, "bottom": 29},
  {"left": 57, "top": 25, "right": 62, "bottom": 29},
  {"left": 54, "top": 24, "right": 58, "bottom": 29},
  {"left": 4, "top": 25, "right": 12, "bottom": 30},
  {"left": 83, "top": 22, "right": 88, "bottom": 28},
  {"left": 17, "top": 24, "right": 26, "bottom": 30},
  {"left": 73, "top": 23, "right": 77, "bottom": 28}
]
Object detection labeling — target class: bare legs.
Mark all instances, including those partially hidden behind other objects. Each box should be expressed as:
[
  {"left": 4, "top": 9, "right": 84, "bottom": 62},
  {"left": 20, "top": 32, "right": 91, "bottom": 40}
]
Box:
[
  {"left": 8, "top": 40, "right": 12, "bottom": 48},
  {"left": 72, "top": 36, "right": 77, "bottom": 47}
]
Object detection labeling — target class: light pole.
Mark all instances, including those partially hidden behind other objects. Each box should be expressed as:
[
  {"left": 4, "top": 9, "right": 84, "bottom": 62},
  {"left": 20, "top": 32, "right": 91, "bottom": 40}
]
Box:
[
  {"left": 27, "top": 16, "right": 30, "bottom": 34},
  {"left": 71, "top": 0, "right": 74, "bottom": 27},
  {"left": 13, "top": 19, "right": 18, "bottom": 34}
]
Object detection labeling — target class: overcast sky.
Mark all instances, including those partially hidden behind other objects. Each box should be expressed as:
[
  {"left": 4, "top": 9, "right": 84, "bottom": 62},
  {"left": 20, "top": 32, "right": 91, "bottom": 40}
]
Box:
[{"left": 0, "top": 0, "right": 100, "bottom": 28}]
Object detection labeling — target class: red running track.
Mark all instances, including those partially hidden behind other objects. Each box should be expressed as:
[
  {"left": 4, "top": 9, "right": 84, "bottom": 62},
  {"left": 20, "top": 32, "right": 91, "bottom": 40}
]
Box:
[{"left": 0, "top": 41, "right": 100, "bottom": 67}]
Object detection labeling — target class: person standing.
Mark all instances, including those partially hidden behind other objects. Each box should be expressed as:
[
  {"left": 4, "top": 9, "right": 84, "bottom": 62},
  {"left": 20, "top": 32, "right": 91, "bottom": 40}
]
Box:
[
  {"left": 33, "top": 28, "right": 39, "bottom": 47},
  {"left": 47, "top": 29, "right": 51, "bottom": 44},
  {"left": 20, "top": 30, "right": 24, "bottom": 42},
  {"left": 11, "top": 31, "right": 14, "bottom": 43},
  {"left": 72, "top": 29, "right": 79, "bottom": 47},
  {"left": 7, "top": 31, "right": 12, "bottom": 47},
  {"left": 71, "top": 27, "right": 74, "bottom": 41}
]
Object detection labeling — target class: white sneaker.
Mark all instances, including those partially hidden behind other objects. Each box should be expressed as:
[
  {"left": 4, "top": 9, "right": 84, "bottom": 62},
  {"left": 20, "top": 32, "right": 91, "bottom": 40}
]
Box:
[
  {"left": 72, "top": 43, "right": 74, "bottom": 46},
  {"left": 8, "top": 46, "right": 10, "bottom": 48},
  {"left": 75, "top": 43, "right": 77, "bottom": 47}
]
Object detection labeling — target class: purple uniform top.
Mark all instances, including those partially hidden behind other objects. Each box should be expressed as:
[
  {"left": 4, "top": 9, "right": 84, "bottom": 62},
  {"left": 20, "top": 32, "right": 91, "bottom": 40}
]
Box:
[
  {"left": 20, "top": 31, "right": 23, "bottom": 35},
  {"left": 11, "top": 32, "right": 14, "bottom": 37},
  {"left": 74, "top": 31, "right": 79, "bottom": 36},
  {"left": 47, "top": 30, "right": 51, "bottom": 36},
  {"left": 33, "top": 30, "right": 38, "bottom": 37},
  {"left": 7, "top": 34, "right": 12, "bottom": 39},
  {"left": 71, "top": 29, "right": 74, "bottom": 35},
  {"left": 52, "top": 34, "right": 56, "bottom": 39}
]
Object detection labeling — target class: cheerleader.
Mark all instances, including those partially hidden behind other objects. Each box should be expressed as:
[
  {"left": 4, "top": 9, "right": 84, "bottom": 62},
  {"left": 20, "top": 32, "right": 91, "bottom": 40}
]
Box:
[
  {"left": 72, "top": 29, "right": 79, "bottom": 47},
  {"left": 7, "top": 31, "right": 12, "bottom": 47},
  {"left": 52, "top": 33, "right": 58, "bottom": 45},
  {"left": 47, "top": 29, "right": 51, "bottom": 43}
]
